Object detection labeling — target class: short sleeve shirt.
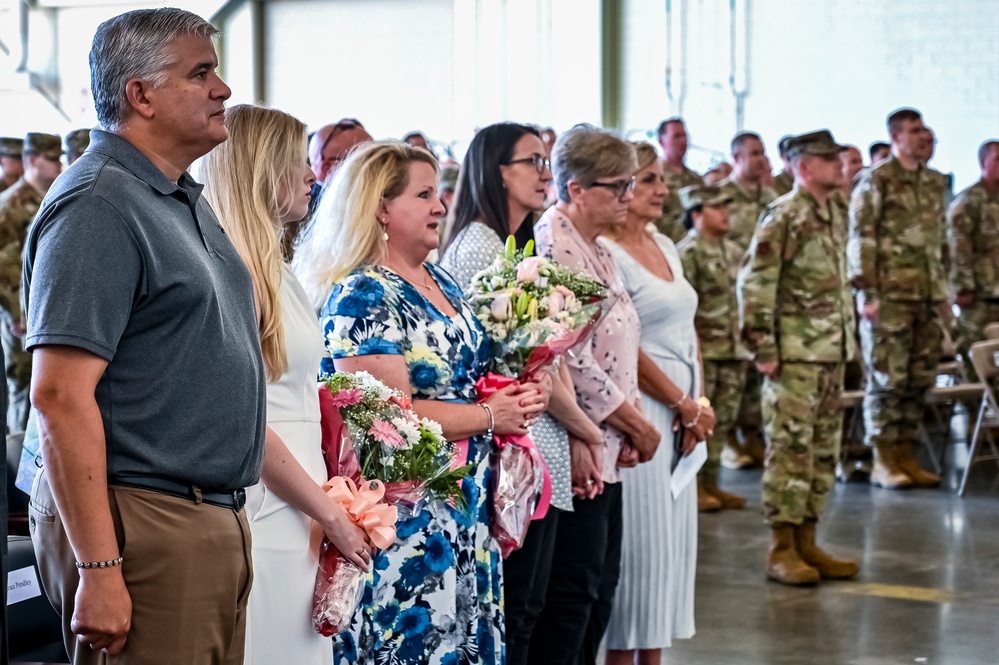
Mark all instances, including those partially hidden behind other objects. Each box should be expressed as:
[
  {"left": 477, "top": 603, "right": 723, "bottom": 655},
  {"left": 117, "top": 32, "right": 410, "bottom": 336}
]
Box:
[
  {"left": 320, "top": 262, "right": 490, "bottom": 404},
  {"left": 22, "top": 130, "right": 266, "bottom": 489}
]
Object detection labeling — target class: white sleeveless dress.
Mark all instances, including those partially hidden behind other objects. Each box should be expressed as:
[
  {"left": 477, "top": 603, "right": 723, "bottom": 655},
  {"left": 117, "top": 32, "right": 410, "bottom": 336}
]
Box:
[
  {"left": 244, "top": 264, "right": 332, "bottom": 665},
  {"left": 602, "top": 234, "right": 699, "bottom": 650}
]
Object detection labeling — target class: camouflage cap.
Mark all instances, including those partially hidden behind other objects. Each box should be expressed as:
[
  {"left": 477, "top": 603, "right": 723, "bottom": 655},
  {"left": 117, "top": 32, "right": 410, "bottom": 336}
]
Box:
[
  {"left": 64, "top": 129, "right": 91, "bottom": 156},
  {"left": 777, "top": 134, "right": 793, "bottom": 157},
  {"left": 24, "top": 132, "right": 63, "bottom": 160},
  {"left": 679, "top": 184, "right": 732, "bottom": 211},
  {"left": 783, "top": 130, "right": 846, "bottom": 160},
  {"left": 438, "top": 164, "right": 459, "bottom": 192},
  {"left": 0, "top": 137, "right": 23, "bottom": 158}
]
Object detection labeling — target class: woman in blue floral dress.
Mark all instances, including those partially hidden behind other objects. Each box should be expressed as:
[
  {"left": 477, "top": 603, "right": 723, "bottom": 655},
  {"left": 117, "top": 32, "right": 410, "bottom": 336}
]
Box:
[{"left": 293, "top": 141, "right": 548, "bottom": 665}]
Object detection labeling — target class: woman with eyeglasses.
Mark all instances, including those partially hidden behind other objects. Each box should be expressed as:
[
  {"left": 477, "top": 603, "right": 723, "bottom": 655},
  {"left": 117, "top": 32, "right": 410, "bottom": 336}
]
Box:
[
  {"left": 530, "top": 125, "right": 661, "bottom": 665},
  {"left": 438, "top": 122, "right": 605, "bottom": 665},
  {"left": 601, "top": 142, "right": 716, "bottom": 665}
]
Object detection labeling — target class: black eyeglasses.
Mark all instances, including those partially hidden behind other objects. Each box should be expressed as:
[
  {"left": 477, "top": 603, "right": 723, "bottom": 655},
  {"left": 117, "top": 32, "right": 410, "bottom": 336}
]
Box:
[
  {"left": 504, "top": 154, "right": 550, "bottom": 174},
  {"left": 589, "top": 177, "right": 636, "bottom": 199},
  {"left": 319, "top": 119, "right": 364, "bottom": 160}
]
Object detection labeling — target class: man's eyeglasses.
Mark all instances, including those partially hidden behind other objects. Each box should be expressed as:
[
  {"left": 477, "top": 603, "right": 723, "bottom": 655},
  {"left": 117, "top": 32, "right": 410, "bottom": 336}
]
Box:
[
  {"left": 504, "top": 154, "right": 551, "bottom": 174},
  {"left": 589, "top": 177, "right": 636, "bottom": 199},
  {"left": 319, "top": 119, "right": 364, "bottom": 161}
]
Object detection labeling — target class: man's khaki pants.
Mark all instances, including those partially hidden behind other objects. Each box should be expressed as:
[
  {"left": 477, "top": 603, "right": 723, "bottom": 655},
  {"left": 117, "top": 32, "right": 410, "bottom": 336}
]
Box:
[{"left": 29, "top": 470, "right": 253, "bottom": 665}]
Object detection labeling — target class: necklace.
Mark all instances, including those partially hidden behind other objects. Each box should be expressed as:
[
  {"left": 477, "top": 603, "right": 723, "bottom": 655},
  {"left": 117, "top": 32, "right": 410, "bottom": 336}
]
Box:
[{"left": 387, "top": 263, "right": 435, "bottom": 291}]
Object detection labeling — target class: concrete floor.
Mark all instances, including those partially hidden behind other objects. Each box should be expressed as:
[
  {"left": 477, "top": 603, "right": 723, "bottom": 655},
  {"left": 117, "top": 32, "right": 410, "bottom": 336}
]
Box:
[{"left": 657, "top": 444, "right": 999, "bottom": 665}]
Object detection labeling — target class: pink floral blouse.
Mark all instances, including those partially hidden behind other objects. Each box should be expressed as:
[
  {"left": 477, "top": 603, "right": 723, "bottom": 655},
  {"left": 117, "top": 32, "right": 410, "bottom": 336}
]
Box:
[{"left": 534, "top": 206, "right": 642, "bottom": 484}]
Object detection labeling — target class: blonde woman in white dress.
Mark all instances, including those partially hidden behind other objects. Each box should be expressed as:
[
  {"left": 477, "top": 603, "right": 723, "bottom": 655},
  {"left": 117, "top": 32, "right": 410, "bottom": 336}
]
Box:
[
  {"left": 202, "top": 104, "right": 372, "bottom": 665},
  {"left": 602, "top": 142, "right": 716, "bottom": 665}
]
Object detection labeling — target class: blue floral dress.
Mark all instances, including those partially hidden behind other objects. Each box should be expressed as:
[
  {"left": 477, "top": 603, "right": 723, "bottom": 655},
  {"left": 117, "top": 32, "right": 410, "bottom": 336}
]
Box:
[{"left": 321, "top": 262, "right": 503, "bottom": 665}]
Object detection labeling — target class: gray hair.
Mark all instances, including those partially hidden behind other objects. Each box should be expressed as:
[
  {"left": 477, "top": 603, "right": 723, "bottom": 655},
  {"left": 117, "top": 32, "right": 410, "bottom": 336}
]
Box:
[
  {"left": 90, "top": 8, "right": 218, "bottom": 131},
  {"left": 552, "top": 124, "right": 637, "bottom": 203}
]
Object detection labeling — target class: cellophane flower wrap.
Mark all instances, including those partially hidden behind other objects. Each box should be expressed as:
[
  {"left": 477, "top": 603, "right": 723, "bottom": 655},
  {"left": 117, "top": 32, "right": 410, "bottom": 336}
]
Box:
[
  {"left": 312, "top": 371, "right": 469, "bottom": 636},
  {"left": 469, "top": 237, "right": 607, "bottom": 557}
]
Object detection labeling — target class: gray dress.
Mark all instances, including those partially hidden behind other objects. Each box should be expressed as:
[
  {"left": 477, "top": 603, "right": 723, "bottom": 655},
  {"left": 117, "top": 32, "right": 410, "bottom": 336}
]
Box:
[
  {"left": 438, "top": 221, "right": 573, "bottom": 512},
  {"left": 602, "top": 234, "right": 698, "bottom": 649}
]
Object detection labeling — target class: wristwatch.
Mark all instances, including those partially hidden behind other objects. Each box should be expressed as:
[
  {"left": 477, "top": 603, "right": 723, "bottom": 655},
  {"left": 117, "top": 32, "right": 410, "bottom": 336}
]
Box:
[{"left": 697, "top": 396, "right": 711, "bottom": 408}]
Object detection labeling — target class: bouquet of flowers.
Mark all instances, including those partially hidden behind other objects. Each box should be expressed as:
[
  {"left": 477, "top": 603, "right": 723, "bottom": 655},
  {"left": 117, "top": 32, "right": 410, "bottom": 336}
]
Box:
[
  {"left": 470, "top": 236, "right": 606, "bottom": 379},
  {"left": 312, "top": 371, "right": 469, "bottom": 636},
  {"left": 468, "top": 237, "right": 608, "bottom": 557}
]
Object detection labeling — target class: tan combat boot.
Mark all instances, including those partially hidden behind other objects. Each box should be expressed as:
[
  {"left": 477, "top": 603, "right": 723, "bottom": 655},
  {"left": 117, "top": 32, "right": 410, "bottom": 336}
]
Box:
[
  {"left": 894, "top": 443, "right": 941, "bottom": 488},
  {"left": 702, "top": 480, "right": 746, "bottom": 510},
  {"left": 794, "top": 519, "right": 860, "bottom": 580},
  {"left": 870, "top": 446, "right": 913, "bottom": 490},
  {"left": 697, "top": 481, "right": 722, "bottom": 512},
  {"left": 767, "top": 524, "right": 820, "bottom": 586}
]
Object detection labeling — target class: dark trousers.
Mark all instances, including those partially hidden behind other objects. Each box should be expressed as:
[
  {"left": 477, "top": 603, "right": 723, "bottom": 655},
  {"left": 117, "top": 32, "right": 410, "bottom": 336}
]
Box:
[
  {"left": 504, "top": 507, "right": 561, "bottom": 665},
  {"left": 528, "top": 482, "right": 623, "bottom": 665}
]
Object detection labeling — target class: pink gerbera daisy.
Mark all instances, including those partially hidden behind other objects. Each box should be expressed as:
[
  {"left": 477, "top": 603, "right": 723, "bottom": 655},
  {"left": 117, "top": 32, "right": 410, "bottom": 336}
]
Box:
[
  {"left": 328, "top": 388, "right": 364, "bottom": 408},
  {"left": 369, "top": 419, "right": 406, "bottom": 449}
]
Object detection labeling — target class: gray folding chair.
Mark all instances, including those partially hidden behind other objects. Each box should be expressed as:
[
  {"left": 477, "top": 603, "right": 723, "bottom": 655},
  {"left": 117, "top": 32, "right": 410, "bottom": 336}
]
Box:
[
  {"left": 960, "top": 340, "right": 999, "bottom": 495},
  {"left": 984, "top": 322, "right": 999, "bottom": 340}
]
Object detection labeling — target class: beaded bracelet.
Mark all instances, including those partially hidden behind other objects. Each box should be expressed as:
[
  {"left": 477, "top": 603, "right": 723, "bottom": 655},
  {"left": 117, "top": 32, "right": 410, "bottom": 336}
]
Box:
[
  {"left": 481, "top": 403, "right": 494, "bottom": 438},
  {"left": 668, "top": 392, "right": 688, "bottom": 410},
  {"left": 76, "top": 556, "right": 123, "bottom": 570},
  {"left": 683, "top": 404, "right": 703, "bottom": 429}
]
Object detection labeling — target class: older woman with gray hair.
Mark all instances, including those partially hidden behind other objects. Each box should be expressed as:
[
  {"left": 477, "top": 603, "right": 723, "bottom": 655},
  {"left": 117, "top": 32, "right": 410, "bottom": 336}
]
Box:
[{"left": 529, "top": 125, "right": 661, "bottom": 665}]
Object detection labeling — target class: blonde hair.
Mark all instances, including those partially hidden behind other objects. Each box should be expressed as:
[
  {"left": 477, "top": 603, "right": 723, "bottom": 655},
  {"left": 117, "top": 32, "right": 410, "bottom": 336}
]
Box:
[
  {"left": 629, "top": 141, "right": 659, "bottom": 172},
  {"left": 293, "top": 140, "right": 439, "bottom": 309},
  {"left": 201, "top": 104, "right": 307, "bottom": 382}
]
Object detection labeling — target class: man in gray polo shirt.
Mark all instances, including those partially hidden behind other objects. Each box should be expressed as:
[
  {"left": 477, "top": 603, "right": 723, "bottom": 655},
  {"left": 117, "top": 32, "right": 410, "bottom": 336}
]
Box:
[{"left": 22, "top": 9, "right": 265, "bottom": 664}]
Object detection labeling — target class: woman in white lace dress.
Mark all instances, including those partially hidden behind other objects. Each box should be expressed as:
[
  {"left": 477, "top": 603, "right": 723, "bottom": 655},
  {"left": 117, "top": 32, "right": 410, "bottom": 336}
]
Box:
[
  {"left": 202, "top": 105, "right": 372, "bottom": 665},
  {"left": 438, "top": 122, "right": 604, "bottom": 665}
]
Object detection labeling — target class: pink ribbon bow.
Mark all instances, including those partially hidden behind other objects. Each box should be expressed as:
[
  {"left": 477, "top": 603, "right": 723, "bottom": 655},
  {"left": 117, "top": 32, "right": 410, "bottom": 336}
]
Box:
[{"left": 311, "top": 477, "right": 398, "bottom": 558}]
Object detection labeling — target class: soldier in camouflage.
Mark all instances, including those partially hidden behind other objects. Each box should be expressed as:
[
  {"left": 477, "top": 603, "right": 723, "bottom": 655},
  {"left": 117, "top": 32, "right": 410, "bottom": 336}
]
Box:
[
  {"left": 64, "top": 128, "right": 92, "bottom": 165},
  {"left": 656, "top": 118, "right": 703, "bottom": 243},
  {"left": 0, "top": 138, "right": 24, "bottom": 195},
  {"left": 773, "top": 136, "right": 794, "bottom": 197},
  {"left": 738, "top": 130, "right": 860, "bottom": 586},
  {"left": 949, "top": 140, "right": 999, "bottom": 376},
  {"left": 677, "top": 184, "right": 748, "bottom": 513},
  {"left": 848, "top": 108, "right": 948, "bottom": 490},
  {"left": 0, "top": 132, "right": 62, "bottom": 430},
  {"left": 720, "top": 132, "right": 778, "bottom": 467}
]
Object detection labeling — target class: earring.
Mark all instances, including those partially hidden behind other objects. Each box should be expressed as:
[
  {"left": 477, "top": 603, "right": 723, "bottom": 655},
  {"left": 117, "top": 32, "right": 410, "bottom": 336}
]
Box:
[{"left": 379, "top": 219, "right": 388, "bottom": 241}]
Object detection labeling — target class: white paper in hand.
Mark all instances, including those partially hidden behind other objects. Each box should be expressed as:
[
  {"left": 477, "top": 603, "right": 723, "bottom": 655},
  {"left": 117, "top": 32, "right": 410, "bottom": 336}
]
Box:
[{"left": 671, "top": 441, "right": 707, "bottom": 499}]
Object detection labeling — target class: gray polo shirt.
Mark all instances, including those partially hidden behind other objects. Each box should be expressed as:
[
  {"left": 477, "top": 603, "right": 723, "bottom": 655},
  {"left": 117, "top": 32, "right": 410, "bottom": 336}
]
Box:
[{"left": 22, "top": 130, "right": 265, "bottom": 490}]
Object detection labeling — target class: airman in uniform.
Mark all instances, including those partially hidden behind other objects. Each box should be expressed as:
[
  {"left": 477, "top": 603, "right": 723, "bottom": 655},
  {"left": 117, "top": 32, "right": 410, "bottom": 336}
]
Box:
[
  {"left": 0, "top": 132, "right": 62, "bottom": 430},
  {"left": 738, "top": 130, "right": 859, "bottom": 586},
  {"left": 676, "top": 184, "right": 748, "bottom": 513},
  {"left": 848, "top": 108, "right": 948, "bottom": 490}
]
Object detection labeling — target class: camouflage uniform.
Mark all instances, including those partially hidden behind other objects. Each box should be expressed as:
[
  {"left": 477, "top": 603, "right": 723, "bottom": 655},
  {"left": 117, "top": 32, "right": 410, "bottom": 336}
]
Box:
[
  {"left": 738, "top": 177, "right": 855, "bottom": 526},
  {"left": 948, "top": 179, "right": 999, "bottom": 374},
  {"left": 0, "top": 137, "right": 24, "bottom": 196},
  {"left": 773, "top": 171, "right": 794, "bottom": 197},
  {"left": 678, "top": 226, "right": 750, "bottom": 485},
  {"left": 657, "top": 165, "right": 703, "bottom": 243},
  {"left": 719, "top": 176, "right": 778, "bottom": 442},
  {"left": 848, "top": 156, "right": 948, "bottom": 453},
  {"left": 64, "top": 129, "right": 92, "bottom": 164},
  {"left": 0, "top": 179, "right": 43, "bottom": 429}
]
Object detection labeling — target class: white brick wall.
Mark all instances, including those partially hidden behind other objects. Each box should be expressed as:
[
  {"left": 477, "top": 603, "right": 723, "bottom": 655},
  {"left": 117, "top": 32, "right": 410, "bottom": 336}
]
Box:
[{"left": 623, "top": 0, "right": 999, "bottom": 189}]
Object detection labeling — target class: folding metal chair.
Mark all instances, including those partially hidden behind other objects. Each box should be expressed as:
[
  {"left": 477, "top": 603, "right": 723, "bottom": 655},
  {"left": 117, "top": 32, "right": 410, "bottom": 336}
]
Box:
[
  {"left": 960, "top": 340, "right": 999, "bottom": 495},
  {"left": 984, "top": 322, "right": 999, "bottom": 340}
]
